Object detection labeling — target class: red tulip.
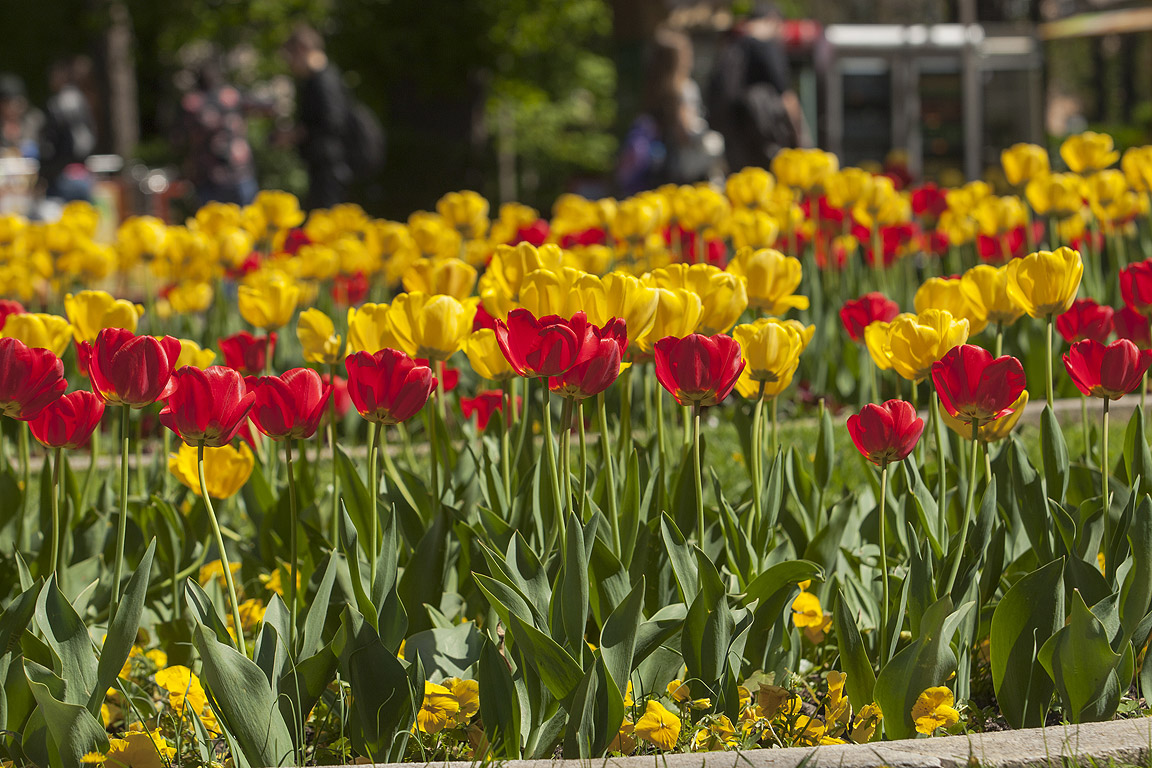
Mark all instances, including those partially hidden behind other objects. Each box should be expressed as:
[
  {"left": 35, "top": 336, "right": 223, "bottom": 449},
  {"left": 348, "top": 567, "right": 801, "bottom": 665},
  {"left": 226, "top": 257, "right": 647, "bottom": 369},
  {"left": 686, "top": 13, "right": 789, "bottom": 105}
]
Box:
[
  {"left": 159, "top": 366, "right": 255, "bottom": 447},
  {"left": 1114, "top": 306, "right": 1151, "bottom": 349},
  {"left": 28, "top": 390, "right": 105, "bottom": 449},
  {"left": 345, "top": 349, "right": 436, "bottom": 425},
  {"left": 847, "top": 400, "right": 924, "bottom": 466},
  {"left": 219, "top": 331, "right": 277, "bottom": 376},
  {"left": 0, "top": 299, "right": 25, "bottom": 332},
  {"left": 88, "top": 328, "right": 181, "bottom": 408},
  {"left": 0, "top": 337, "right": 67, "bottom": 420},
  {"left": 549, "top": 318, "right": 627, "bottom": 399},
  {"left": 1063, "top": 339, "right": 1152, "bottom": 400},
  {"left": 417, "top": 359, "right": 459, "bottom": 393},
  {"left": 247, "top": 368, "right": 332, "bottom": 441},
  {"left": 931, "top": 344, "right": 1026, "bottom": 425},
  {"left": 282, "top": 227, "right": 311, "bottom": 256},
  {"left": 461, "top": 390, "right": 508, "bottom": 430},
  {"left": 321, "top": 373, "right": 352, "bottom": 419},
  {"left": 472, "top": 305, "right": 498, "bottom": 332},
  {"left": 910, "top": 183, "right": 948, "bottom": 220},
  {"left": 653, "top": 333, "right": 745, "bottom": 407},
  {"left": 1120, "top": 259, "right": 1152, "bottom": 316},
  {"left": 840, "top": 293, "right": 900, "bottom": 343},
  {"left": 494, "top": 308, "right": 597, "bottom": 379},
  {"left": 332, "top": 272, "right": 369, "bottom": 306},
  {"left": 1056, "top": 299, "right": 1114, "bottom": 344}
]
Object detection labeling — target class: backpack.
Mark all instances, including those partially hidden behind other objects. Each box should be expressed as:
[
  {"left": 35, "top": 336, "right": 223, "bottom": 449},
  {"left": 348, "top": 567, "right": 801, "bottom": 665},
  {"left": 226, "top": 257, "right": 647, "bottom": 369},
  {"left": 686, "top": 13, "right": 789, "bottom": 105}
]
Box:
[{"left": 343, "top": 97, "right": 386, "bottom": 179}]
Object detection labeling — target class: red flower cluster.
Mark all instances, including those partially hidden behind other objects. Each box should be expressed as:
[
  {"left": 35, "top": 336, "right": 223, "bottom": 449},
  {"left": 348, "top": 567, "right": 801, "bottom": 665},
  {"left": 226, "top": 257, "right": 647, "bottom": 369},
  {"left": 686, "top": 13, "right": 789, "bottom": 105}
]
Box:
[
  {"left": 840, "top": 292, "right": 900, "bottom": 343},
  {"left": 461, "top": 390, "right": 522, "bottom": 430},
  {"left": 220, "top": 331, "right": 277, "bottom": 376}
]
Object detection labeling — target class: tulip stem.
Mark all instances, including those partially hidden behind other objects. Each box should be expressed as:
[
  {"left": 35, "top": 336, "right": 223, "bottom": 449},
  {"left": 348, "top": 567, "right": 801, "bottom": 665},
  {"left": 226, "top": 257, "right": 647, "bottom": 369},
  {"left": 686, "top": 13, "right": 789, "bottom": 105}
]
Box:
[
  {"left": 49, "top": 446, "right": 62, "bottom": 577},
  {"left": 284, "top": 440, "right": 298, "bottom": 655},
  {"left": 597, "top": 393, "right": 620, "bottom": 555},
  {"left": 619, "top": 367, "right": 632, "bottom": 460},
  {"left": 1081, "top": 395, "right": 1092, "bottom": 467},
  {"left": 111, "top": 405, "right": 130, "bottom": 615},
  {"left": 368, "top": 421, "right": 380, "bottom": 588},
  {"left": 751, "top": 384, "right": 766, "bottom": 526},
  {"left": 198, "top": 442, "right": 246, "bottom": 656},
  {"left": 577, "top": 400, "right": 588, "bottom": 521},
  {"left": 501, "top": 380, "right": 512, "bottom": 502},
  {"left": 693, "top": 403, "right": 704, "bottom": 543},
  {"left": 427, "top": 407, "right": 441, "bottom": 513},
  {"left": 931, "top": 393, "right": 947, "bottom": 536},
  {"left": 18, "top": 422, "right": 29, "bottom": 516},
  {"left": 995, "top": 323, "right": 1003, "bottom": 359},
  {"left": 878, "top": 462, "right": 889, "bottom": 664},
  {"left": 771, "top": 395, "right": 779, "bottom": 456},
  {"left": 1045, "top": 317, "right": 1055, "bottom": 408},
  {"left": 943, "top": 419, "right": 981, "bottom": 597},
  {"left": 559, "top": 396, "right": 574, "bottom": 521},
  {"left": 654, "top": 382, "right": 667, "bottom": 471},
  {"left": 542, "top": 385, "right": 565, "bottom": 546},
  {"left": 329, "top": 363, "right": 340, "bottom": 543},
  {"left": 1102, "top": 398, "right": 1111, "bottom": 559}
]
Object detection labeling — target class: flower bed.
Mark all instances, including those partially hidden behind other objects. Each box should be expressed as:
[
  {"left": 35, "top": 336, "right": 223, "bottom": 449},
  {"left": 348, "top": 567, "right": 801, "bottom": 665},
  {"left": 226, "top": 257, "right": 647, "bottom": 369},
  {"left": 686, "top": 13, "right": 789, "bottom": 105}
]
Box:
[{"left": 1, "top": 133, "right": 1152, "bottom": 767}]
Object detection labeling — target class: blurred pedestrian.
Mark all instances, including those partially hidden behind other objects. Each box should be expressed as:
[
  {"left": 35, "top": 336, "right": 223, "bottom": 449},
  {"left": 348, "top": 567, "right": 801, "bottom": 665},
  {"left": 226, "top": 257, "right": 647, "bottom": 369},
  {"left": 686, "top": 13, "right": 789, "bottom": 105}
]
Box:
[
  {"left": 706, "top": 1, "right": 806, "bottom": 170},
  {"left": 40, "top": 57, "right": 97, "bottom": 202},
  {"left": 176, "top": 57, "right": 265, "bottom": 206},
  {"left": 282, "top": 24, "right": 350, "bottom": 210},
  {"left": 639, "top": 27, "right": 724, "bottom": 186},
  {"left": 0, "top": 74, "right": 41, "bottom": 160}
]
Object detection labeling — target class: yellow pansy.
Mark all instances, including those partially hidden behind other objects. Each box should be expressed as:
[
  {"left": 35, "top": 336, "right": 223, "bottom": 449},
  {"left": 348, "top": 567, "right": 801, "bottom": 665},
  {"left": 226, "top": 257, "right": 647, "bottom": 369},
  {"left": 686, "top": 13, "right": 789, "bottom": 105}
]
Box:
[
  {"left": 169, "top": 442, "right": 254, "bottom": 499},
  {"left": 464, "top": 329, "right": 514, "bottom": 381},
  {"left": 692, "top": 714, "right": 738, "bottom": 751},
  {"left": 198, "top": 559, "right": 240, "bottom": 588},
  {"left": 1001, "top": 142, "right": 1049, "bottom": 186},
  {"left": 64, "top": 291, "right": 142, "bottom": 344},
  {"left": 852, "top": 702, "right": 883, "bottom": 743},
  {"left": 402, "top": 257, "right": 478, "bottom": 300},
  {"left": 913, "top": 276, "right": 987, "bottom": 335},
  {"left": 386, "top": 292, "right": 479, "bottom": 361},
  {"left": 416, "top": 681, "right": 461, "bottom": 734},
  {"left": 154, "top": 665, "right": 211, "bottom": 716},
  {"left": 443, "top": 677, "right": 480, "bottom": 722},
  {"left": 911, "top": 686, "right": 960, "bottom": 734},
  {"left": 726, "top": 247, "right": 808, "bottom": 315},
  {"left": 0, "top": 313, "right": 72, "bottom": 356},
  {"left": 238, "top": 271, "right": 300, "bottom": 330},
  {"left": 634, "top": 700, "right": 681, "bottom": 750},
  {"left": 227, "top": 598, "right": 267, "bottom": 632},
  {"left": 959, "top": 264, "right": 1025, "bottom": 327},
  {"left": 297, "top": 308, "right": 342, "bottom": 365},
  {"left": 1004, "top": 246, "right": 1083, "bottom": 318},
  {"left": 609, "top": 718, "right": 637, "bottom": 755},
  {"left": 346, "top": 303, "right": 400, "bottom": 355},
  {"left": 97, "top": 727, "right": 175, "bottom": 768},
  {"left": 887, "top": 309, "right": 970, "bottom": 381},
  {"left": 1060, "top": 131, "right": 1119, "bottom": 173}
]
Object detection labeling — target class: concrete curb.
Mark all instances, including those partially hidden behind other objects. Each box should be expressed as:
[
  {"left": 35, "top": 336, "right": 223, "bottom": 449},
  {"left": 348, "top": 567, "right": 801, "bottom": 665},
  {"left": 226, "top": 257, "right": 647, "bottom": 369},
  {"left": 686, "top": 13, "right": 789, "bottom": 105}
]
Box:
[{"left": 367, "top": 716, "right": 1152, "bottom": 768}]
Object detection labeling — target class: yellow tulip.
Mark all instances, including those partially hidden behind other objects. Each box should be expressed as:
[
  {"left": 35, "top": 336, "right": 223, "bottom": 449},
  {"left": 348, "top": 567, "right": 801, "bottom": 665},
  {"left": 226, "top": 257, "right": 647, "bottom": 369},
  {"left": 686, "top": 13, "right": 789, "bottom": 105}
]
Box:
[
  {"left": 564, "top": 244, "right": 614, "bottom": 276},
  {"left": 611, "top": 197, "right": 660, "bottom": 242},
  {"left": 726, "top": 208, "right": 780, "bottom": 250},
  {"left": 941, "top": 389, "right": 1028, "bottom": 442},
  {"left": 402, "top": 257, "right": 478, "bottom": 299},
  {"left": 1024, "top": 173, "right": 1084, "bottom": 217},
  {"left": 771, "top": 148, "right": 838, "bottom": 193},
  {"left": 863, "top": 316, "right": 914, "bottom": 372},
  {"left": 725, "top": 247, "right": 808, "bottom": 315},
  {"left": 295, "top": 243, "right": 339, "bottom": 281},
  {"left": 166, "top": 281, "right": 214, "bottom": 314},
  {"left": 386, "top": 292, "right": 478, "bottom": 361},
  {"left": 167, "top": 338, "right": 216, "bottom": 370},
  {"left": 733, "top": 319, "right": 803, "bottom": 399},
  {"left": 297, "top": 308, "right": 342, "bottom": 365},
  {"left": 1083, "top": 169, "right": 1143, "bottom": 227},
  {"left": 852, "top": 176, "right": 911, "bottom": 229},
  {"left": 116, "top": 216, "right": 168, "bottom": 268},
  {"left": 1121, "top": 146, "right": 1152, "bottom": 193},
  {"left": 0, "top": 313, "right": 73, "bottom": 356},
  {"left": 169, "top": 442, "right": 253, "bottom": 498},
  {"left": 945, "top": 180, "right": 992, "bottom": 217},
  {"left": 238, "top": 271, "right": 300, "bottom": 330},
  {"left": 784, "top": 318, "right": 815, "bottom": 349},
  {"left": 645, "top": 263, "right": 748, "bottom": 335},
  {"left": 971, "top": 195, "right": 1027, "bottom": 236},
  {"left": 64, "top": 290, "right": 143, "bottom": 344},
  {"left": 824, "top": 167, "right": 874, "bottom": 210},
  {"left": 518, "top": 267, "right": 607, "bottom": 324},
  {"left": 725, "top": 166, "right": 775, "bottom": 209},
  {"left": 478, "top": 242, "right": 565, "bottom": 319},
  {"left": 1005, "top": 247, "right": 1083, "bottom": 318},
  {"left": 635, "top": 287, "right": 704, "bottom": 356},
  {"left": 464, "top": 329, "right": 514, "bottom": 381},
  {"left": 668, "top": 184, "right": 729, "bottom": 233},
  {"left": 959, "top": 265, "right": 1025, "bottom": 327},
  {"left": 602, "top": 272, "right": 658, "bottom": 350},
  {"left": 914, "top": 277, "right": 987, "bottom": 335},
  {"left": 346, "top": 303, "right": 400, "bottom": 355},
  {"left": 408, "top": 211, "right": 462, "bottom": 259},
  {"left": 194, "top": 201, "right": 243, "bottom": 237},
  {"left": 59, "top": 201, "right": 99, "bottom": 238},
  {"left": 1060, "top": 131, "right": 1119, "bottom": 174},
  {"left": 488, "top": 202, "right": 540, "bottom": 245},
  {"left": 436, "top": 190, "right": 489, "bottom": 239},
  {"left": 887, "top": 309, "right": 970, "bottom": 381},
  {"left": 937, "top": 210, "right": 978, "bottom": 246},
  {"left": 1001, "top": 143, "right": 1049, "bottom": 186},
  {"left": 252, "top": 190, "right": 305, "bottom": 232}
]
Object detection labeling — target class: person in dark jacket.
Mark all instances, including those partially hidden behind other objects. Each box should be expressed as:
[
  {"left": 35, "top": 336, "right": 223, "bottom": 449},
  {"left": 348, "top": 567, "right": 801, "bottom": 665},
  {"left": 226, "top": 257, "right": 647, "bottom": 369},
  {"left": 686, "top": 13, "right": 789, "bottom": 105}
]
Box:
[
  {"left": 40, "top": 58, "right": 96, "bottom": 202},
  {"left": 283, "top": 24, "right": 350, "bottom": 210}
]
